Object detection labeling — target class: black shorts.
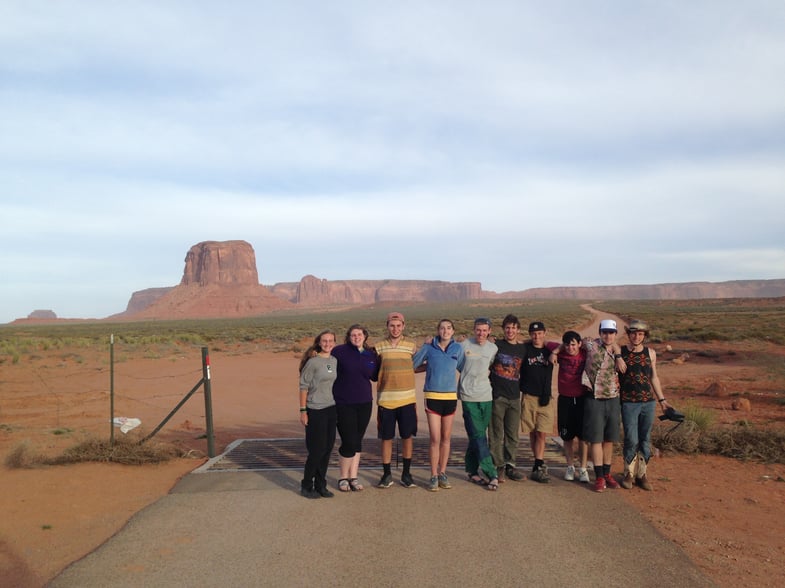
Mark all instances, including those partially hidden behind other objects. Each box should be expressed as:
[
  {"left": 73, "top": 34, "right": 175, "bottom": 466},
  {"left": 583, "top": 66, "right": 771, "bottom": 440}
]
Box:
[
  {"left": 425, "top": 398, "right": 458, "bottom": 417},
  {"left": 377, "top": 404, "right": 418, "bottom": 440},
  {"left": 557, "top": 395, "right": 585, "bottom": 441}
]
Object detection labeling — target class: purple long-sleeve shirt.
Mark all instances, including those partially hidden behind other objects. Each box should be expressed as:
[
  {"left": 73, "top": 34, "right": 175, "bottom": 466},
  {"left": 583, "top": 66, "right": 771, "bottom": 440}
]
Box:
[{"left": 330, "top": 343, "right": 379, "bottom": 405}]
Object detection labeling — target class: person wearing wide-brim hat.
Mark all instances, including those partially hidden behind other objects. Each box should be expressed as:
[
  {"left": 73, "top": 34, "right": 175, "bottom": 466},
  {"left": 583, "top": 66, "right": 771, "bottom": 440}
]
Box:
[{"left": 617, "top": 319, "right": 670, "bottom": 491}]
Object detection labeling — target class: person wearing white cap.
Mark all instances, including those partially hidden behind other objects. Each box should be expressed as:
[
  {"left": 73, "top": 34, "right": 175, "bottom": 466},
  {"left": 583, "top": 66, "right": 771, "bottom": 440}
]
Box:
[{"left": 580, "top": 319, "right": 625, "bottom": 492}]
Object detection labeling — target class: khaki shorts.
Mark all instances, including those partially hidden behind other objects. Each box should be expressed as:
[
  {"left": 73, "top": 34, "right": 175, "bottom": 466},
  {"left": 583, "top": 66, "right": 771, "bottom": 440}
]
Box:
[{"left": 520, "top": 393, "right": 555, "bottom": 434}]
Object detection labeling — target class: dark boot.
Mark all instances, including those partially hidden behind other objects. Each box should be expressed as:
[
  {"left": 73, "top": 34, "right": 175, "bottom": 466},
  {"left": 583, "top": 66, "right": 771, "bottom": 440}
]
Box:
[
  {"left": 300, "top": 483, "right": 320, "bottom": 499},
  {"left": 315, "top": 485, "right": 334, "bottom": 498}
]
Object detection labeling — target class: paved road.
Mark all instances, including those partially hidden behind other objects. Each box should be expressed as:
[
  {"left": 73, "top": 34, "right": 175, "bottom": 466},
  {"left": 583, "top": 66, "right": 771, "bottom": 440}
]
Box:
[
  {"left": 51, "top": 308, "right": 714, "bottom": 587},
  {"left": 50, "top": 464, "right": 713, "bottom": 587}
]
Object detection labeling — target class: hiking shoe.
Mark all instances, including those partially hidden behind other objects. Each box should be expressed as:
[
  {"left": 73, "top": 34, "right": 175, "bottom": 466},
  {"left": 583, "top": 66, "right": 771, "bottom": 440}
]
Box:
[
  {"left": 636, "top": 475, "right": 653, "bottom": 491},
  {"left": 377, "top": 472, "right": 394, "bottom": 488},
  {"left": 530, "top": 465, "right": 550, "bottom": 483},
  {"left": 564, "top": 465, "right": 576, "bottom": 481},
  {"left": 604, "top": 474, "right": 621, "bottom": 489},
  {"left": 505, "top": 464, "right": 525, "bottom": 481},
  {"left": 593, "top": 476, "right": 606, "bottom": 493},
  {"left": 578, "top": 468, "right": 590, "bottom": 483},
  {"left": 300, "top": 487, "right": 320, "bottom": 499},
  {"left": 496, "top": 466, "right": 506, "bottom": 483},
  {"left": 429, "top": 476, "right": 439, "bottom": 492},
  {"left": 401, "top": 472, "right": 416, "bottom": 488},
  {"left": 621, "top": 473, "right": 634, "bottom": 490},
  {"left": 438, "top": 472, "right": 451, "bottom": 489}
]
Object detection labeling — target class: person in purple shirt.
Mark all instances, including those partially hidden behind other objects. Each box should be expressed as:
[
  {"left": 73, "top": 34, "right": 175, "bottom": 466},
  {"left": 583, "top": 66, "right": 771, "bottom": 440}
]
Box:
[{"left": 331, "top": 324, "right": 379, "bottom": 492}]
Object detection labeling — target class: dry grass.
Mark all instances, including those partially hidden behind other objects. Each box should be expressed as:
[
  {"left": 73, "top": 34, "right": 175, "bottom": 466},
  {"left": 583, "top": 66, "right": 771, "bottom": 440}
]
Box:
[
  {"left": 4, "top": 441, "right": 47, "bottom": 468},
  {"left": 0, "top": 299, "right": 590, "bottom": 360},
  {"left": 653, "top": 420, "right": 785, "bottom": 463},
  {"left": 593, "top": 297, "right": 785, "bottom": 345},
  {"left": 4, "top": 435, "right": 185, "bottom": 468}
]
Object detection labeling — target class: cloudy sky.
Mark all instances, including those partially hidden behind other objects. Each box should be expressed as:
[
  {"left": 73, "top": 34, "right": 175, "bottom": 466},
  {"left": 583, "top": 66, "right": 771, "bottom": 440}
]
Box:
[{"left": 2, "top": 1, "right": 784, "bottom": 323}]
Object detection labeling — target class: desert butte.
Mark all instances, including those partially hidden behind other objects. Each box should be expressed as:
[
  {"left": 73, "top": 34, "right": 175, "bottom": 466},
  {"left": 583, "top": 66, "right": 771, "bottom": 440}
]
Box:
[{"left": 2, "top": 302, "right": 784, "bottom": 586}]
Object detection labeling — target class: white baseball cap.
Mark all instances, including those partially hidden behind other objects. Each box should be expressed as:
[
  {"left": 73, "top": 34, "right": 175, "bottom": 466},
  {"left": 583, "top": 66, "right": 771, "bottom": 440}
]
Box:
[{"left": 599, "top": 319, "right": 617, "bottom": 332}]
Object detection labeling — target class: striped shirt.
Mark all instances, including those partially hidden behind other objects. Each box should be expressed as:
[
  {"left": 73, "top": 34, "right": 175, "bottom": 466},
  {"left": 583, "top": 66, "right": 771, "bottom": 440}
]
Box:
[{"left": 375, "top": 337, "right": 417, "bottom": 409}]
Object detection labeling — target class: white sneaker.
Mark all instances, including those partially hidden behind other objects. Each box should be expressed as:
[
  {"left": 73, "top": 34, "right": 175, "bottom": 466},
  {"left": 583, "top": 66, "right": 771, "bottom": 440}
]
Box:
[
  {"left": 578, "top": 468, "right": 590, "bottom": 483},
  {"left": 564, "top": 465, "right": 575, "bottom": 481}
]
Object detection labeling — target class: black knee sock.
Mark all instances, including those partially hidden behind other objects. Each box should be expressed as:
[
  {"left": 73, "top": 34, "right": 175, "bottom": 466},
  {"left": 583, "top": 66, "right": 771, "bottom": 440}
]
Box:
[
  {"left": 383, "top": 463, "right": 391, "bottom": 476},
  {"left": 402, "top": 458, "right": 412, "bottom": 475}
]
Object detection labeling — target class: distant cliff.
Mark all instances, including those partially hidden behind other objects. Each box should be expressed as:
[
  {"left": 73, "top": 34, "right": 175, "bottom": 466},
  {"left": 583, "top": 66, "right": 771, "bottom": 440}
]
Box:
[
  {"left": 495, "top": 279, "right": 785, "bottom": 300},
  {"left": 105, "top": 241, "right": 785, "bottom": 320},
  {"left": 122, "top": 287, "right": 174, "bottom": 315},
  {"left": 269, "top": 275, "right": 483, "bottom": 305}
]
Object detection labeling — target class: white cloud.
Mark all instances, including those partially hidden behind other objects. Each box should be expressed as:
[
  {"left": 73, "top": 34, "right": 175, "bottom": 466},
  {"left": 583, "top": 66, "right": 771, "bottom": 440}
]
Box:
[{"left": 1, "top": 1, "right": 784, "bottom": 323}]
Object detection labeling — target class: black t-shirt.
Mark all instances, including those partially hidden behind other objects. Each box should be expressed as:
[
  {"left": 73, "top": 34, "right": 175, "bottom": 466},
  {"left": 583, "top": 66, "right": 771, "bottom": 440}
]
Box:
[
  {"left": 519, "top": 342, "right": 553, "bottom": 396},
  {"left": 489, "top": 340, "right": 526, "bottom": 399}
]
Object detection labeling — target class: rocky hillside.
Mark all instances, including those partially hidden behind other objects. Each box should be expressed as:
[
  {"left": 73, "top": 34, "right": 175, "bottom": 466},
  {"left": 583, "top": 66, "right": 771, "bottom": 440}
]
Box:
[
  {"left": 493, "top": 279, "right": 785, "bottom": 300},
  {"left": 100, "top": 240, "right": 785, "bottom": 320},
  {"left": 114, "top": 241, "right": 292, "bottom": 320},
  {"left": 269, "top": 275, "right": 483, "bottom": 305}
]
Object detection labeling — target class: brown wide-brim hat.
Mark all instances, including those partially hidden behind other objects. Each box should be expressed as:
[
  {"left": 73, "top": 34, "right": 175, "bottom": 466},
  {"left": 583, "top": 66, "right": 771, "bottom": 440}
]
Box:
[{"left": 625, "top": 319, "right": 650, "bottom": 336}]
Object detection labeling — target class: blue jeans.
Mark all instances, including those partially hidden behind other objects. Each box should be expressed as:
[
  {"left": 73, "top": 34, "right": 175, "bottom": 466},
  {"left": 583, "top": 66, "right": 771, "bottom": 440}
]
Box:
[{"left": 621, "top": 401, "right": 656, "bottom": 463}]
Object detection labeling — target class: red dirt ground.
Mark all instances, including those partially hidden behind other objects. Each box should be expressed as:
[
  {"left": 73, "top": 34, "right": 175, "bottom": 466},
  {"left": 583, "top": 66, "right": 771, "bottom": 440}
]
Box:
[{"left": 1, "top": 337, "right": 784, "bottom": 587}]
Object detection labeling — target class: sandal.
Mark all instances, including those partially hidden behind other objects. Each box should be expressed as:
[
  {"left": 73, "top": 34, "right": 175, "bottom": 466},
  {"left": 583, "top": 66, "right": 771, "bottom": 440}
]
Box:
[
  {"left": 467, "top": 474, "right": 488, "bottom": 486},
  {"left": 338, "top": 478, "right": 351, "bottom": 493},
  {"left": 349, "top": 478, "right": 364, "bottom": 492},
  {"left": 487, "top": 478, "right": 499, "bottom": 491}
]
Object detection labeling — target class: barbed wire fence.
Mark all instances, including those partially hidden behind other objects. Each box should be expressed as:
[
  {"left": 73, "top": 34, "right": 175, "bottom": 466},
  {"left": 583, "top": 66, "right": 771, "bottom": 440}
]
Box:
[{"left": 0, "top": 340, "right": 216, "bottom": 457}]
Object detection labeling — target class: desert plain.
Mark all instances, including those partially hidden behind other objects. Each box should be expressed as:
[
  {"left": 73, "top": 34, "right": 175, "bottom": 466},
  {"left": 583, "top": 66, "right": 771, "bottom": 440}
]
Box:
[{"left": 1, "top": 299, "right": 784, "bottom": 587}]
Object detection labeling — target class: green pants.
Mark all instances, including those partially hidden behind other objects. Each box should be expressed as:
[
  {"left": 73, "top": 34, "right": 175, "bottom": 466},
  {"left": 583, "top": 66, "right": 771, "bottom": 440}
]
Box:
[
  {"left": 489, "top": 395, "right": 520, "bottom": 468},
  {"left": 462, "top": 400, "right": 497, "bottom": 480}
]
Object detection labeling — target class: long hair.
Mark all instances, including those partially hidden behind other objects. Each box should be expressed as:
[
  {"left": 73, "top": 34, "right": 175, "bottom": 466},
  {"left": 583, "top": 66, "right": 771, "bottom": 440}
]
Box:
[{"left": 298, "top": 329, "right": 337, "bottom": 373}]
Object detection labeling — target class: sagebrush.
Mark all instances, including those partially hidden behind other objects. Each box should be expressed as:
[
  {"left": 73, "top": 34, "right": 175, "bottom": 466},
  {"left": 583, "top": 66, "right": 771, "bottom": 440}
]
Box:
[{"left": 4, "top": 436, "right": 185, "bottom": 468}]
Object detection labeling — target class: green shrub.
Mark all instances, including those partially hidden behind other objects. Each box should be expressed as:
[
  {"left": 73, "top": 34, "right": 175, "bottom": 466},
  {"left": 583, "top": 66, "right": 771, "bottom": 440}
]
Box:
[{"left": 683, "top": 401, "right": 715, "bottom": 431}]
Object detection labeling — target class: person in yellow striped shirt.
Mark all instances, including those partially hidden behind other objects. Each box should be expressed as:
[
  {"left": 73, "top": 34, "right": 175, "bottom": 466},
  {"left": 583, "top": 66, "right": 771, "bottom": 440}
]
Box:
[{"left": 375, "top": 312, "right": 419, "bottom": 488}]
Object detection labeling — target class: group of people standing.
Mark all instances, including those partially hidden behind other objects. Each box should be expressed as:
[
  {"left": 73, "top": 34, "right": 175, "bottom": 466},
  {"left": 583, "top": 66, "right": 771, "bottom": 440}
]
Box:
[
  {"left": 551, "top": 318, "right": 670, "bottom": 492},
  {"left": 297, "top": 311, "right": 669, "bottom": 498}
]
